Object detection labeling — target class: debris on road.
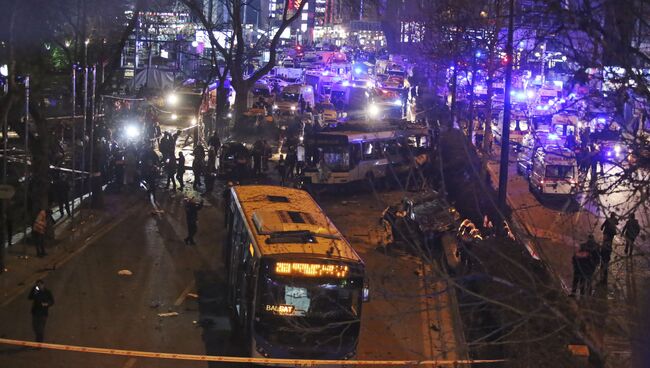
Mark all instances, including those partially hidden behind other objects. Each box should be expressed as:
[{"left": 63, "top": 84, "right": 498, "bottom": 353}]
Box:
[
  {"left": 187, "top": 293, "right": 198, "bottom": 299},
  {"left": 157, "top": 312, "right": 179, "bottom": 317},
  {"left": 117, "top": 269, "right": 133, "bottom": 276}
]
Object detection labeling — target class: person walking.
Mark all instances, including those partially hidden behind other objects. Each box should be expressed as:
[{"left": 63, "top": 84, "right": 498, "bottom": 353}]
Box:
[
  {"left": 28, "top": 279, "right": 54, "bottom": 342},
  {"left": 176, "top": 151, "right": 186, "bottom": 190},
  {"left": 184, "top": 197, "right": 203, "bottom": 245},
  {"left": 622, "top": 213, "right": 641, "bottom": 256},
  {"left": 208, "top": 132, "right": 221, "bottom": 152},
  {"left": 599, "top": 213, "right": 618, "bottom": 285},
  {"left": 165, "top": 157, "right": 177, "bottom": 190},
  {"left": 33, "top": 210, "right": 47, "bottom": 257}
]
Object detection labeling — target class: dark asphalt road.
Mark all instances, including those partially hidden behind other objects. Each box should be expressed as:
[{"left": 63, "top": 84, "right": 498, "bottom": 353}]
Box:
[{"left": 0, "top": 190, "right": 230, "bottom": 368}]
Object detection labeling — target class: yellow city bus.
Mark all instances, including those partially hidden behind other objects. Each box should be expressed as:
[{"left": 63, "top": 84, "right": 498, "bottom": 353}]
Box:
[{"left": 225, "top": 185, "right": 366, "bottom": 361}]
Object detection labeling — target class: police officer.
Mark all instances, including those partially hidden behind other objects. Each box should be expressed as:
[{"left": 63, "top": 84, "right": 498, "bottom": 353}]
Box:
[{"left": 28, "top": 279, "right": 54, "bottom": 342}]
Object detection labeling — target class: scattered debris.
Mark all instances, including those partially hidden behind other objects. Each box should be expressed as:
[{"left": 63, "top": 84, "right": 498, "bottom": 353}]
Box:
[
  {"left": 157, "top": 312, "right": 179, "bottom": 318},
  {"left": 187, "top": 293, "right": 198, "bottom": 299},
  {"left": 117, "top": 269, "right": 133, "bottom": 276}
]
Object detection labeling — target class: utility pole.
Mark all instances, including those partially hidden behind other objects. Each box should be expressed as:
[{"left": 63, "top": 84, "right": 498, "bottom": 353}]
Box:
[
  {"left": 497, "top": 0, "right": 515, "bottom": 215},
  {"left": 467, "top": 50, "right": 479, "bottom": 143},
  {"left": 22, "top": 76, "right": 29, "bottom": 252},
  {"left": 71, "top": 65, "right": 76, "bottom": 227},
  {"left": 89, "top": 65, "right": 96, "bottom": 206}
]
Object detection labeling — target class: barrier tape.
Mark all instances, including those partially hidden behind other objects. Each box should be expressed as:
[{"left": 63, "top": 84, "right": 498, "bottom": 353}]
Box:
[{"left": 0, "top": 338, "right": 506, "bottom": 366}]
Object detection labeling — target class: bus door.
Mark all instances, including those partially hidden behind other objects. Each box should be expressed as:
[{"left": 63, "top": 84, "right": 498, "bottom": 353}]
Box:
[
  {"left": 228, "top": 210, "right": 257, "bottom": 331},
  {"left": 360, "top": 140, "right": 388, "bottom": 180}
]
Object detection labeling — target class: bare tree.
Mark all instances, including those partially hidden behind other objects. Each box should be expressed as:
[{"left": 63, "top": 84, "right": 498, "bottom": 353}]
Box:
[{"left": 181, "top": 0, "right": 308, "bottom": 125}]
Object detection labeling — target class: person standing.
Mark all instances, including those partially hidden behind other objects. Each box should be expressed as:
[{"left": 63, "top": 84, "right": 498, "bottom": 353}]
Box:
[
  {"left": 192, "top": 154, "right": 204, "bottom": 190},
  {"left": 28, "top": 279, "right": 54, "bottom": 342},
  {"left": 277, "top": 155, "right": 287, "bottom": 186},
  {"left": 33, "top": 210, "right": 47, "bottom": 257},
  {"left": 286, "top": 147, "right": 297, "bottom": 179},
  {"left": 184, "top": 197, "right": 203, "bottom": 245},
  {"left": 176, "top": 152, "right": 186, "bottom": 190},
  {"left": 204, "top": 148, "right": 217, "bottom": 194},
  {"left": 599, "top": 213, "right": 618, "bottom": 285},
  {"left": 622, "top": 213, "right": 641, "bottom": 256},
  {"left": 252, "top": 140, "right": 263, "bottom": 177},
  {"left": 53, "top": 175, "right": 71, "bottom": 218},
  {"left": 165, "top": 157, "right": 177, "bottom": 190},
  {"left": 571, "top": 242, "right": 597, "bottom": 297}
]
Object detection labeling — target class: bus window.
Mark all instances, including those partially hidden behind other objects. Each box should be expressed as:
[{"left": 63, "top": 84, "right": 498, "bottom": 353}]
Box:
[{"left": 362, "top": 142, "right": 382, "bottom": 159}]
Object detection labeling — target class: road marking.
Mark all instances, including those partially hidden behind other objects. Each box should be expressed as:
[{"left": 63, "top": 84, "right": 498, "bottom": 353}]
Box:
[
  {"left": 122, "top": 357, "right": 137, "bottom": 368},
  {"left": 174, "top": 280, "right": 196, "bottom": 306}
]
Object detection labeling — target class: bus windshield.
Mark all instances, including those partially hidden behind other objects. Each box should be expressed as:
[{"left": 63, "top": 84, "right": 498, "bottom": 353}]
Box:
[
  {"left": 545, "top": 165, "right": 574, "bottom": 179},
  {"left": 321, "top": 146, "right": 350, "bottom": 172},
  {"left": 255, "top": 266, "right": 361, "bottom": 352}
]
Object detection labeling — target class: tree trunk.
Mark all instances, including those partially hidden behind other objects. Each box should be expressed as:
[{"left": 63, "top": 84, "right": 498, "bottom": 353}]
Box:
[{"left": 233, "top": 81, "right": 251, "bottom": 127}]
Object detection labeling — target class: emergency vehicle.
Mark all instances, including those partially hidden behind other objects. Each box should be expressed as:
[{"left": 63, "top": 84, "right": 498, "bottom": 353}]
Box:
[{"left": 529, "top": 145, "right": 578, "bottom": 197}]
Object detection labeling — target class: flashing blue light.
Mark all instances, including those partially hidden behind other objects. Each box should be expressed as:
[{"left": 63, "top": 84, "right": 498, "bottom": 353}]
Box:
[
  {"left": 548, "top": 100, "right": 555, "bottom": 106},
  {"left": 536, "top": 105, "right": 543, "bottom": 110},
  {"left": 553, "top": 80, "right": 563, "bottom": 87},
  {"left": 597, "top": 117, "right": 606, "bottom": 123},
  {"left": 516, "top": 92, "right": 526, "bottom": 100},
  {"left": 548, "top": 133, "right": 559, "bottom": 140},
  {"left": 342, "top": 80, "right": 350, "bottom": 87},
  {"left": 475, "top": 51, "right": 482, "bottom": 58},
  {"left": 393, "top": 99, "right": 402, "bottom": 106},
  {"left": 355, "top": 67, "right": 362, "bottom": 74}
]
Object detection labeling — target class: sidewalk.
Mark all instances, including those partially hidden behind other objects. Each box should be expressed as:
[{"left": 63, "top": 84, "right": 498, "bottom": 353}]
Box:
[
  {"left": 0, "top": 191, "right": 143, "bottom": 308},
  {"left": 482, "top": 148, "right": 648, "bottom": 365}
]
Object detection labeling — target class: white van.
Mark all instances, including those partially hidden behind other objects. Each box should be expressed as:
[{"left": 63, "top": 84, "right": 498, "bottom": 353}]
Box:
[
  {"left": 529, "top": 145, "right": 578, "bottom": 196},
  {"left": 492, "top": 109, "right": 530, "bottom": 147},
  {"left": 273, "top": 84, "right": 315, "bottom": 115}
]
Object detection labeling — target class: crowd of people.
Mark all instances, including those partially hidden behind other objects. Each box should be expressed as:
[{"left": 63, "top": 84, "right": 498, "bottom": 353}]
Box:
[{"left": 570, "top": 212, "right": 641, "bottom": 298}]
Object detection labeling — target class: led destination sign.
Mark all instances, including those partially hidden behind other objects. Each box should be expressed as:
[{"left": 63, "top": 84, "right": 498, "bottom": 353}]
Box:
[{"left": 275, "top": 262, "right": 349, "bottom": 278}]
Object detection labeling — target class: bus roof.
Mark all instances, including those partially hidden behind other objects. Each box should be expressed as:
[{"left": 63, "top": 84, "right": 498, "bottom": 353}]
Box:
[{"left": 231, "top": 185, "right": 362, "bottom": 263}]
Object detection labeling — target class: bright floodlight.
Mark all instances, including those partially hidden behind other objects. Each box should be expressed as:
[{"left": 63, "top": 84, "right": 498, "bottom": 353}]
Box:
[
  {"left": 191, "top": 117, "right": 197, "bottom": 125},
  {"left": 166, "top": 93, "right": 179, "bottom": 106},
  {"left": 367, "top": 104, "right": 380, "bottom": 118},
  {"left": 125, "top": 125, "right": 140, "bottom": 139},
  {"left": 171, "top": 113, "right": 178, "bottom": 121},
  {"left": 355, "top": 67, "right": 362, "bottom": 74}
]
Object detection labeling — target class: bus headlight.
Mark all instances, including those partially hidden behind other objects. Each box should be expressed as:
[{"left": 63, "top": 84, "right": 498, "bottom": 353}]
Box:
[{"left": 367, "top": 104, "right": 380, "bottom": 118}]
